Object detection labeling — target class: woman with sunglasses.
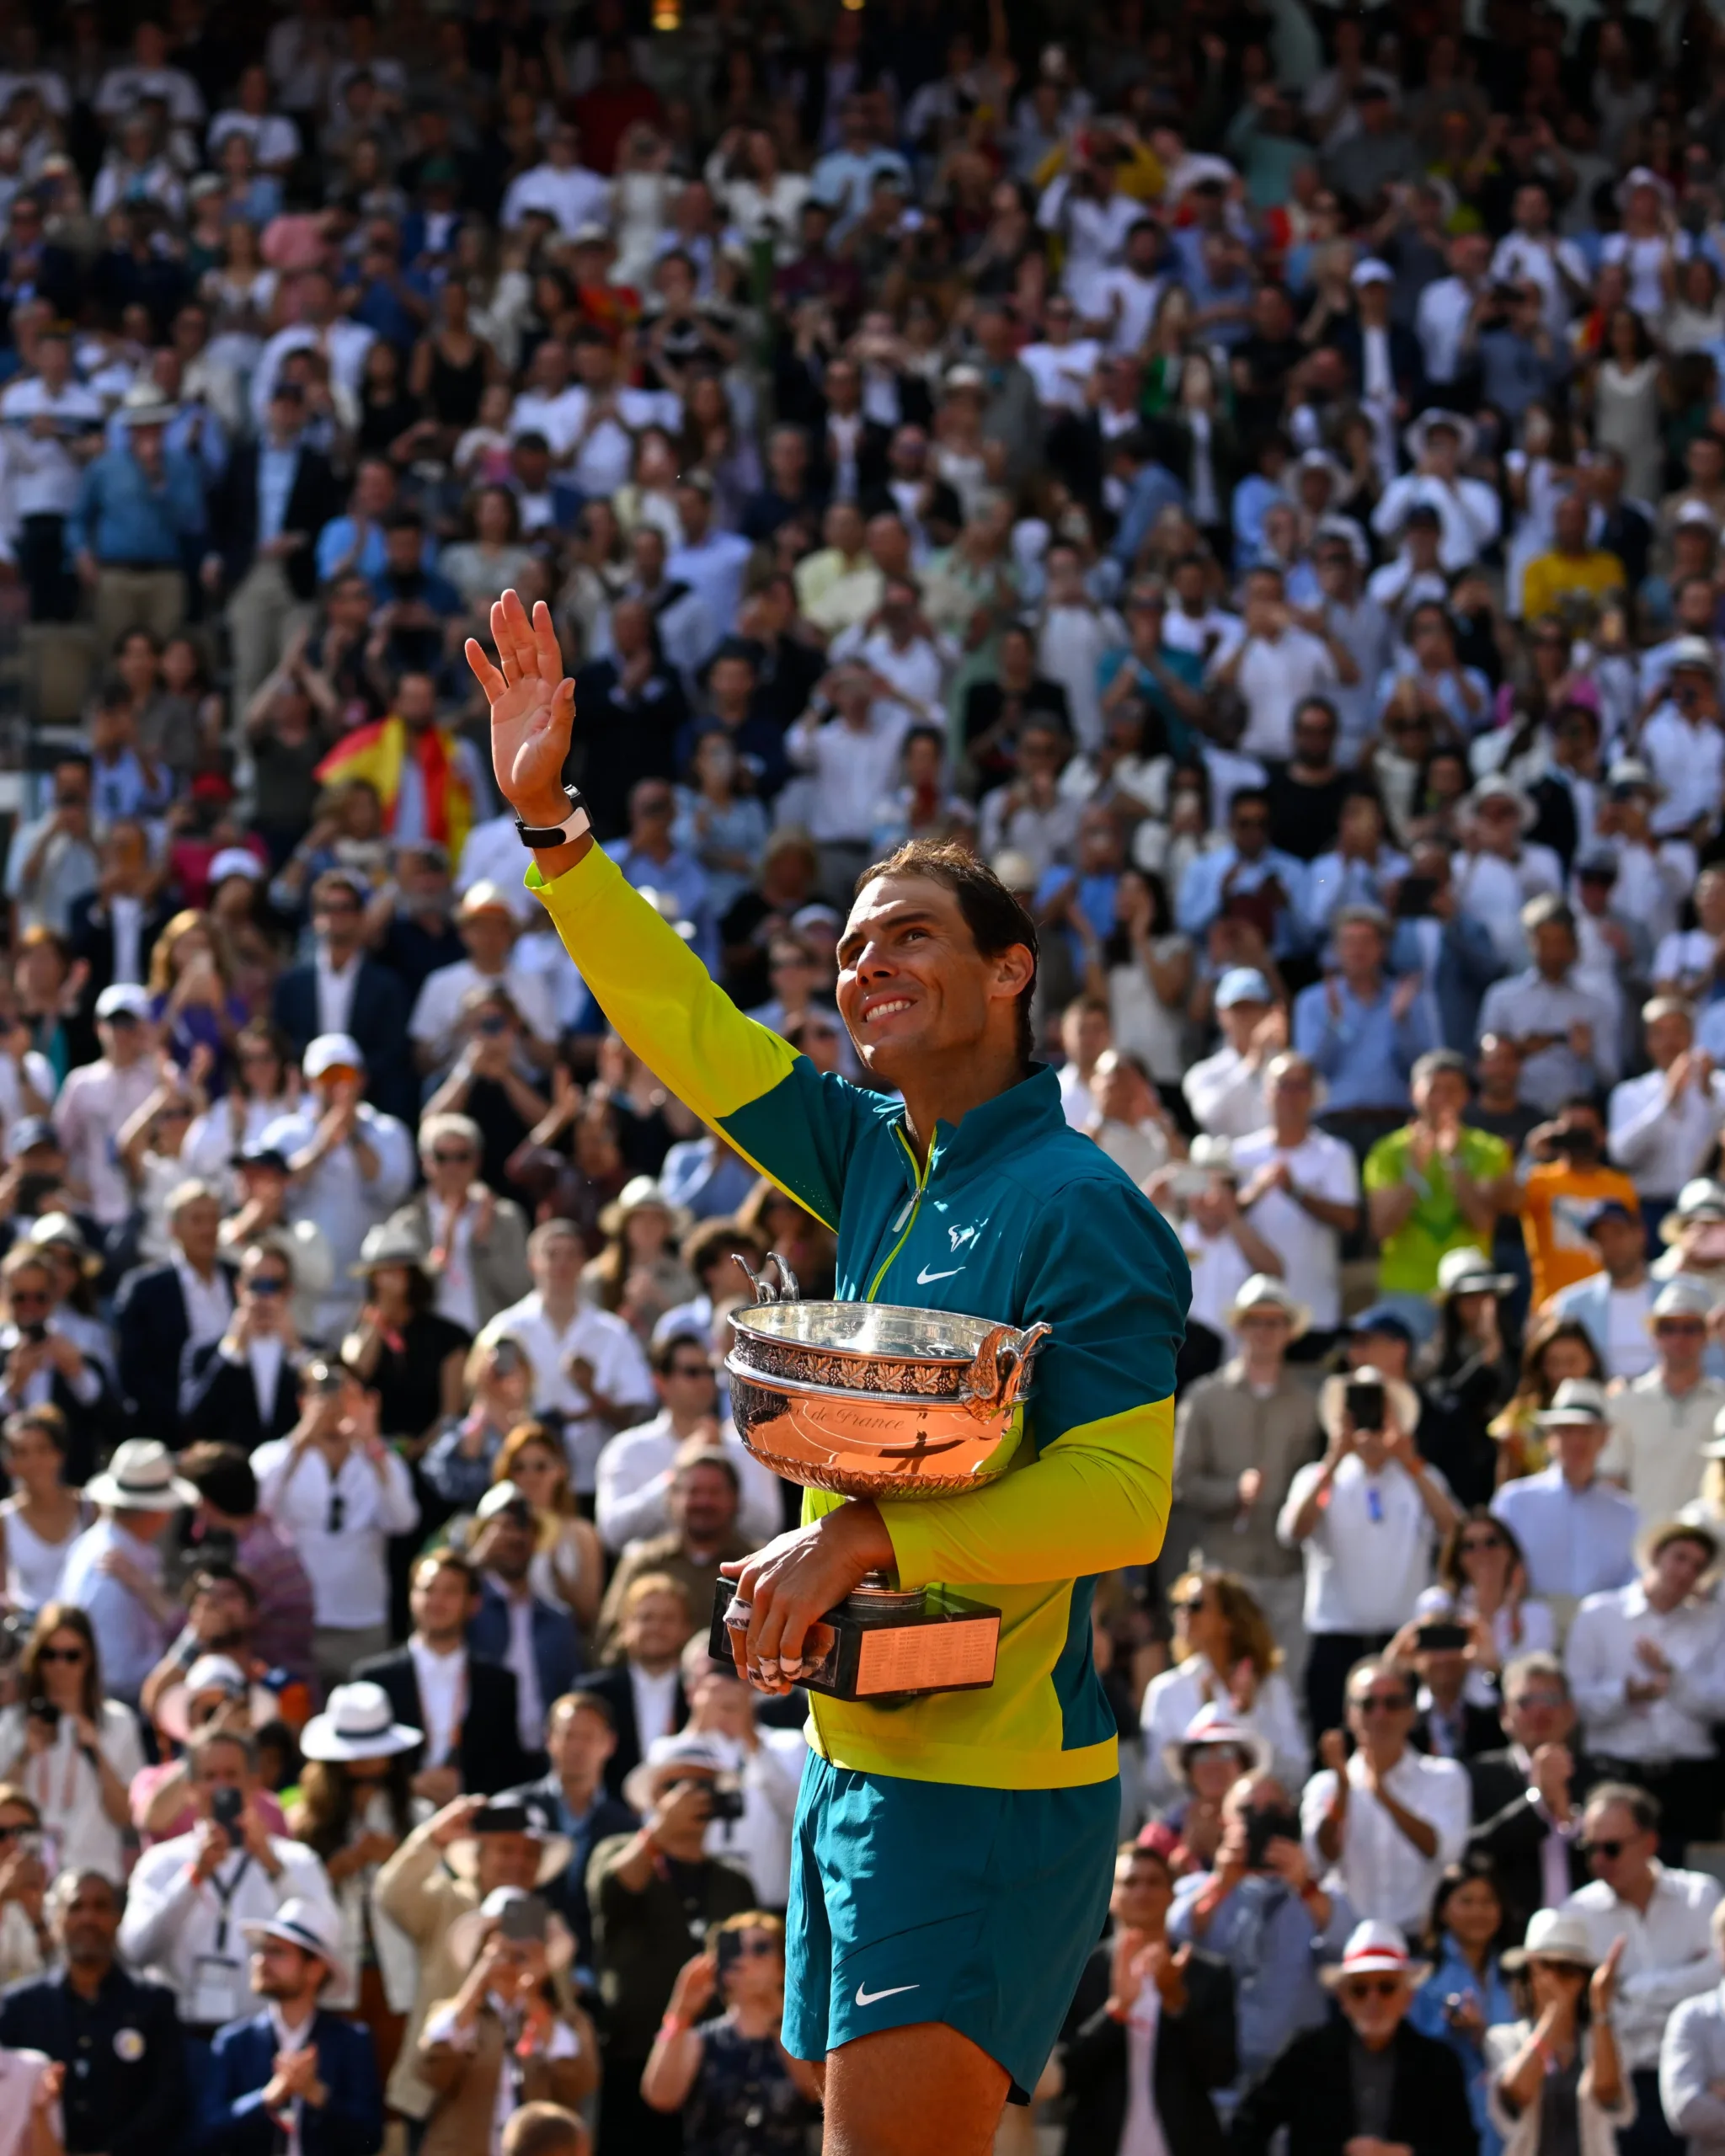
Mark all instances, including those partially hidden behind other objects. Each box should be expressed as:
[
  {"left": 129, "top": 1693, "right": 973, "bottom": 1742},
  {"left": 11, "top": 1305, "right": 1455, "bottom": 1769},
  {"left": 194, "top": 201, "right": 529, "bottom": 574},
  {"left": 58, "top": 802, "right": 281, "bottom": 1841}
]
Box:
[
  {"left": 0, "top": 1251, "right": 112, "bottom": 1489},
  {"left": 0, "top": 1603, "right": 142, "bottom": 1877},
  {"left": 183, "top": 1019, "right": 297, "bottom": 1190},
  {"left": 1140, "top": 1567, "right": 1307, "bottom": 1807},
  {"left": 115, "top": 1064, "right": 204, "bottom": 1267},
  {"left": 1437, "top": 1508, "right": 1557, "bottom": 1705},
  {"left": 643, "top": 1910, "right": 822, "bottom": 2154},
  {"left": 1486, "top": 1913, "right": 1628, "bottom": 2156},
  {"left": 0, "top": 1410, "right": 87, "bottom": 1620},
  {"left": 1409, "top": 1858, "right": 1517, "bottom": 2156}
]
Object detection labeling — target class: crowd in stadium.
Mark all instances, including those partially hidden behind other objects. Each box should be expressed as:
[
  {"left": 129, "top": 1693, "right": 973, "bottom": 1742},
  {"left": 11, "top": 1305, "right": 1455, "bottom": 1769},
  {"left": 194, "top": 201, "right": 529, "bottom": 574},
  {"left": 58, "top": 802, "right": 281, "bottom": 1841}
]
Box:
[{"left": 7, "top": 0, "right": 1725, "bottom": 2152}]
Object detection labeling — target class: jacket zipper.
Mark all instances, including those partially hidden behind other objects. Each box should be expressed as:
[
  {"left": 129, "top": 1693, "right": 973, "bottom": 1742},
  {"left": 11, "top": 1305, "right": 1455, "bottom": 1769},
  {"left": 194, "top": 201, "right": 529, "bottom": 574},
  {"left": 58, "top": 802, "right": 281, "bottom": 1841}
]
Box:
[{"left": 865, "top": 1127, "right": 930, "bottom": 1301}]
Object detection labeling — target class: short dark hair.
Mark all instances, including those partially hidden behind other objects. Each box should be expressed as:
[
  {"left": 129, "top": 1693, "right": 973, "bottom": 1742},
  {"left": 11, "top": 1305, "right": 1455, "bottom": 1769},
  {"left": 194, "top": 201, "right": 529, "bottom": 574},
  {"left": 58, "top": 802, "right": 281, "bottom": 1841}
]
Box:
[
  {"left": 179, "top": 1444, "right": 257, "bottom": 1518},
  {"left": 1585, "top": 1780, "right": 1660, "bottom": 1833},
  {"left": 190, "top": 1560, "right": 258, "bottom": 1609},
  {"left": 502, "top": 2103, "right": 588, "bottom": 2156},
  {"left": 650, "top": 1332, "right": 712, "bottom": 1378},
  {"left": 854, "top": 839, "right": 1039, "bottom": 1067}
]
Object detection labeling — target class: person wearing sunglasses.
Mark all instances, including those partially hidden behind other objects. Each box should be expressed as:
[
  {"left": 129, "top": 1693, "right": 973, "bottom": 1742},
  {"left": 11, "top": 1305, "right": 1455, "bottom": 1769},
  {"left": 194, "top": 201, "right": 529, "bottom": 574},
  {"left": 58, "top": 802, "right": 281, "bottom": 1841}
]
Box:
[
  {"left": 1596, "top": 1280, "right": 1725, "bottom": 1530},
  {"left": 644, "top": 1908, "right": 819, "bottom": 2152},
  {"left": 1307, "top": 1657, "right": 1472, "bottom": 1937},
  {"left": 179, "top": 1239, "right": 303, "bottom": 1449},
  {"left": 1232, "top": 1919, "right": 1475, "bottom": 2156},
  {"left": 389, "top": 1112, "right": 531, "bottom": 1336},
  {"left": 1559, "top": 1782, "right": 1722, "bottom": 2153},
  {"left": 1434, "top": 1509, "right": 1557, "bottom": 1710}
]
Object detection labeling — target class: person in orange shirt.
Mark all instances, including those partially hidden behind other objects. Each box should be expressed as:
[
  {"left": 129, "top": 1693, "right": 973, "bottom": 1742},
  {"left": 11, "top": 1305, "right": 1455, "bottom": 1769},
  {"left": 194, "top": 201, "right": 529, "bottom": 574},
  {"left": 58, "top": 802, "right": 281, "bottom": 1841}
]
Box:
[{"left": 1521, "top": 1096, "right": 1641, "bottom": 1309}]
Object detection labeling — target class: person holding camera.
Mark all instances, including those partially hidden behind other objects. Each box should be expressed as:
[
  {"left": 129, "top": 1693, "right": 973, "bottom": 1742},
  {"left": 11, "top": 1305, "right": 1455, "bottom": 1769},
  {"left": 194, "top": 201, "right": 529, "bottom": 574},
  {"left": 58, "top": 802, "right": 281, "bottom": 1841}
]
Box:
[
  {"left": 1170, "top": 1771, "right": 1354, "bottom": 2101},
  {"left": 118, "top": 1725, "right": 336, "bottom": 2052},
  {"left": 1279, "top": 1363, "right": 1461, "bottom": 1735},
  {"left": 417, "top": 1886, "right": 596, "bottom": 2156},
  {"left": 1407, "top": 1858, "right": 1517, "bottom": 2156},
  {"left": 589, "top": 1732, "right": 757, "bottom": 2156},
  {"left": 642, "top": 1910, "right": 821, "bottom": 2153},
  {"left": 0, "top": 1605, "right": 140, "bottom": 1877}
]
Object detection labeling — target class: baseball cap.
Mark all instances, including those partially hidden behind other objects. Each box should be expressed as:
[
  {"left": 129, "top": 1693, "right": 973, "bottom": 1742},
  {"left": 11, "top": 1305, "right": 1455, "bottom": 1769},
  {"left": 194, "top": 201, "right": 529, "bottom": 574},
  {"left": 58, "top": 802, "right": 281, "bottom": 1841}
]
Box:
[
  {"left": 1215, "top": 968, "right": 1273, "bottom": 1010},
  {"left": 95, "top": 984, "right": 151, "bottom": 1022},
  {"left": 303, "top": 1033, "right": 366, "bottom": 1079}
]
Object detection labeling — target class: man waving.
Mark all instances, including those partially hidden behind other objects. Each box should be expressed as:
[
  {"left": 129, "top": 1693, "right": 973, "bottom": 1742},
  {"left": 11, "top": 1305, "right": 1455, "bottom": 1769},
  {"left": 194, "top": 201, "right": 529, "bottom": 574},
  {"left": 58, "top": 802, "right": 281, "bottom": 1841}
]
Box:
[{"left": 467, "top": 590, "right": 1188, "bottom": 2156}]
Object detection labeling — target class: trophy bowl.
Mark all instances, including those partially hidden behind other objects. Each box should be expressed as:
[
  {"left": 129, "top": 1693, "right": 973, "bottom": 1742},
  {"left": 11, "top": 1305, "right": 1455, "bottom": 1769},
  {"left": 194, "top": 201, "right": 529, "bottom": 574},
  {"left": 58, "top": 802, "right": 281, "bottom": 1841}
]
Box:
[{"left": 724, "top": 1262, "right": 1052, "bottom": 1500}]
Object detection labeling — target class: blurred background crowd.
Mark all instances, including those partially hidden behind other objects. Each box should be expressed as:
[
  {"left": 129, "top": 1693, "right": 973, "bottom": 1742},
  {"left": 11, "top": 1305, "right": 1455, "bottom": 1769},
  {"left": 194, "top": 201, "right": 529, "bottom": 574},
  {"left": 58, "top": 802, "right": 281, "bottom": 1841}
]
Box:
[{"left": 3, "top": 0, "right": 1725, "bottom": 2151}]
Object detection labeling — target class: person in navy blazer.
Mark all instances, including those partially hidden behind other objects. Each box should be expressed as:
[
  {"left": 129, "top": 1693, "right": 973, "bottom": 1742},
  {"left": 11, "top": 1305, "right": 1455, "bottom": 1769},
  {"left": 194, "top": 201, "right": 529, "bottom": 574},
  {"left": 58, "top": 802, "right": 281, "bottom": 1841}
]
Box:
[
  {"left": 200, "top": 1900, "right": 382, "bottom": 2156},
  {"left": 270, "top": 871, "right": 413, "bottom": 1122},
  {"left": 114, "top": 1189, "right": 239, "bottom": 1444},
  {"left": 467, "top": 1487, "right": 583, "bottom": 1773}
]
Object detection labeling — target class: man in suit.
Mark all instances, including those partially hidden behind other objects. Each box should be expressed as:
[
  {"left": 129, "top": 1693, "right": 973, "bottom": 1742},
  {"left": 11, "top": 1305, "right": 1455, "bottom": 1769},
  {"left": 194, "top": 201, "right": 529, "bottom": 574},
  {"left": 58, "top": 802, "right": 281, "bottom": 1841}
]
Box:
[
  {"left": 199, "top": 1898, "right": 383, "bottom": 2156},
  {"left": 115, "top": 1178, "right": 236, "bottom": 1443},
  {"left": 67, "top": 820, "right": 177, "bottom": 1015},
  {"left": 356, "top": 1550, "right": 529, "bottom": 1798},
  {"left": 206, "top": 379, "right": 345, "bottom": 707},
  {"left": 1231, "top": 1919, "right": 1477, "bottom": 2156},
  {"left": 503, "top": 1689, "right": 637, "bottom": 1982},
  {"left": 271, "top": 870, "right": 413, "bottom": 1122},
  {"left": 0, "top": 1867, "right": 187, "bottom": 2156},
  {"left": 1060, "top": 1839, "right": 1236, "bottom": 2156},
  {"left": 179, "top": 1240, "right": 303, "bottom": 1449},
  {"left": 1469, "top": 1652, "right": 1599, "bottom": 1930},
  {"left": 467, "top": 1489, "right": 583, "bottom": 1777},
  {"left": 387, "top": 1113, "right": 531, "bottom": 1331},
  {"left": 574, "top": 1572, "right": 690, "bottom": 1799}
]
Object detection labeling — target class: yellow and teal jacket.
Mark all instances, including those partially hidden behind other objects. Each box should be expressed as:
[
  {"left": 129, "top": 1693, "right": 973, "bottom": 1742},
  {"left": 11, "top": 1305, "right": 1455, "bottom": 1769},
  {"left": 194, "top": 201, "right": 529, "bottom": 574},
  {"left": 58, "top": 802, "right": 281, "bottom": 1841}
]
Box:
[{"left": 533, "top": 848, "right": 1190, "bottom": 1793}]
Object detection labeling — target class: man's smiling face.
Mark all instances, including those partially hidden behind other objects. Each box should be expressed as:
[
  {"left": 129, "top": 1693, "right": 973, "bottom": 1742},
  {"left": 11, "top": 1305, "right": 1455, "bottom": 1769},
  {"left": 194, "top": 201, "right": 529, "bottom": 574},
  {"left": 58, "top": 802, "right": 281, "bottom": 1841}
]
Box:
[{"left": 834, "top": 873, "right": 1031, "bottom": 1085}]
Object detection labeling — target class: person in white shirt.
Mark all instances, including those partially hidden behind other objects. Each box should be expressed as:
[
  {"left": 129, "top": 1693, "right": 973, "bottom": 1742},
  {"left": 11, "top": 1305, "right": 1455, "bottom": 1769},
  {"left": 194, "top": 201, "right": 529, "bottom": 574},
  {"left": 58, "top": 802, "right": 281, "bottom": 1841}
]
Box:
[
  {"left": 482, "top": 1219, "right": 656, "bottom": 1498},
  {"left": 1234, "top": 1052, "right": 1361, "bottom": 1336},
  {"left": 51, "top": 985, "right": 158, "bottom": 1230},
  {"left": 408, "top": 884, "right": 558, "bottom": 1074},
  {"left": 1609, "top": 998, "right": 1725, "bottom": 1222},
  {"left": 1659, "top": 1903, "right": 1725, "bottom": 2155},
  {"left": 59, "top": 1438, "right": 195, "bottom": 1708},
  {"left": 1372, "top": 411, "right": 1503, "bottom": 574},
  {"left": 0, "top": 328, "right": 104, "bottom": 621},
  {"left": 1183, "top": 970, "right": 1284, "bottom": 1140},
  {"left": 252, "top": 1360, "right": 419, "bottom": 1688},
  {"left": 1055, "top": 996, "right": 1112, "bottom": 1130},
  {"left": 1491, "top": 183, "right": 1591, "bottom": 336},
  {"left": 1639, "top": 643, "right": 1725, "bottom": 843},
  {"left": 119, "top": 1724, "right": 337, "bottom": 2039},
  {"left": 1300, "top": 1654, "right": 1471, "bottom": 1931},
  {"left": 260, "top": 1034, "right": 415, "bottom": 1342},
  {"left": 785, "top": 659, "right": 914, "bottom": 899},
  {"left": 1600, "top": 1281, "right": 1725, "bottom": 1528},
  {"left": 1561, "top": 1780, "right": 1720, "bottom": 2131},
  {"left": 1279, "top": 1364, "right": 1460, "bottom": 1735},
  {"left": 1417, "top": 232, "right": 1493, "bottom": 389},
  {"left": 1207, "top": 565, "right": 1343, "bottom": 763},
  {"left": 1017, "top": 296, "right": 1101, "bottom": 415},
  {"left": 595, "top": 1335, "right": 782, "bottom": 1556},
  {"left": 499, "top": 123, "right": 611, "bottom": 237},
  {"left": 1567, "top": 1524, "right": 1725, "bottom": 1844}
]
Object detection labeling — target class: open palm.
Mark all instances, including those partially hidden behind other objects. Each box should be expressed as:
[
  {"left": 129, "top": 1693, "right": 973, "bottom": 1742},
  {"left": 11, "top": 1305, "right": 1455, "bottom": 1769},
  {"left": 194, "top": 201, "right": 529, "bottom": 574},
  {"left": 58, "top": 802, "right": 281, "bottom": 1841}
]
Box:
[{"left": 464, "top": 589, "right": 576, "bottom": 821}]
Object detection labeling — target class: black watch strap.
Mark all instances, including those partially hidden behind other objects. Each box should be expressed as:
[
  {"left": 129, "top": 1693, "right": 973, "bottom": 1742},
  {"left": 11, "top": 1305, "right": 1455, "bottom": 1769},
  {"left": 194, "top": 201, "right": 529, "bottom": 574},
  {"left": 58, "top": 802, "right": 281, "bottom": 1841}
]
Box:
[{"left": 514, "top": 787, "right": 592, "bottom": 848}]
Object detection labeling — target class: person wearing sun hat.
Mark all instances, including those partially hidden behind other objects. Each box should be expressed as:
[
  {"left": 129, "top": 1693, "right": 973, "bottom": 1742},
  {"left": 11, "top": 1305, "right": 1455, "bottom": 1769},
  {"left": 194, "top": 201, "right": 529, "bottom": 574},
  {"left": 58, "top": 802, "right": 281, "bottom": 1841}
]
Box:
[
  {"left": 58, "top": 1438, "right": 198, "bottom": 1705},
  {"left": 1596, "top": 1279, "right": 1725, "bottom": 1529},
  {"left": 1231, "top": 1919, "right": 1475, "bottom": 2155},
  {"left": 1485, "top": 1908, "right": 1632, "bottom": 2156},
  {"left": 202, "top": 1895, "right": 384, "bottom": 2156},
  {"left": 1491, "top": 1380, "right": 1639, "bottom": 1629}
]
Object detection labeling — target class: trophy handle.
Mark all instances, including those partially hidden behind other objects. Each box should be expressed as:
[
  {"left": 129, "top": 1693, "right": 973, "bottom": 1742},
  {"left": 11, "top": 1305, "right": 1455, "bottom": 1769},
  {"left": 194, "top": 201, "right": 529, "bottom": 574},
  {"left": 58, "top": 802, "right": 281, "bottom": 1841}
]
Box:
[
  {"left": 965, "top": 1321, "right": 1053, "bottom": 1414},
  {"left": 731, "top": 1251, "right": 803, "bottom": 1305}
]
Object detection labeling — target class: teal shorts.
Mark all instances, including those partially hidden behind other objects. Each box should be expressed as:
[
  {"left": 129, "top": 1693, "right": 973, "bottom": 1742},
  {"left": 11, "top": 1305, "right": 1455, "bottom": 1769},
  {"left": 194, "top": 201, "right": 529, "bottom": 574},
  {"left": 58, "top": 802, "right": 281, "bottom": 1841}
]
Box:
[{"left": 782, "top": 1751, "right": 1119, "bottom": 2101}]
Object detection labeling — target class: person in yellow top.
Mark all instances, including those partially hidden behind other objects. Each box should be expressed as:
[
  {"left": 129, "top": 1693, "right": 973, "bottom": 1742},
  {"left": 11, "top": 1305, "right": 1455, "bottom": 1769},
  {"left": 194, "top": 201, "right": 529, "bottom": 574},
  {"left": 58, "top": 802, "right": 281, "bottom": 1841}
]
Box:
[
  {"left": 465, "top": 591, "right": 1188, "bottom": 2156},
  {"left": 1519, "top": 495, "right": 1626, "bottom": 625},
  {"left": 1520, "top": 1097, "right": 1641, "bottom": 1310}
]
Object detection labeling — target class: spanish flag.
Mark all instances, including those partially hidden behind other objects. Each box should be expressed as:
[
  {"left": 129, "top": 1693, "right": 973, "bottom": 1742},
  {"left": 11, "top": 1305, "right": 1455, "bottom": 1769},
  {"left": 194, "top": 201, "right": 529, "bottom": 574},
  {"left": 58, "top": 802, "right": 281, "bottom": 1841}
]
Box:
[{"left": 315, "top": 713, "right": 476, "bottom": 857}]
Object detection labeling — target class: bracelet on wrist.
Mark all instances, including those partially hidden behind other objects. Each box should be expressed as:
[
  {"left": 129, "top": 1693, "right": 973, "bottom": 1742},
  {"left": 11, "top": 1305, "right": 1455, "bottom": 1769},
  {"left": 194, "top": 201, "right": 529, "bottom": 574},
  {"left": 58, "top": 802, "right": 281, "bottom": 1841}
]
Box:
[{"left": 659, "top": 2014, "right": 689, "bottom": 2041}]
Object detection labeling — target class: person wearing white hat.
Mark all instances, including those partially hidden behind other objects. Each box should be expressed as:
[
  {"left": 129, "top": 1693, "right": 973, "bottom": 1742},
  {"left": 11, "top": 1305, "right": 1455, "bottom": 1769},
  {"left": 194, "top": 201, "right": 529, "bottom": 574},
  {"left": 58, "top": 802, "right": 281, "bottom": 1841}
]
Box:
[
  {"left": 1597, "top": 1281, "right": 1725, "bottom": 1529},
  {"left": 1492, "top": 1381, "right": 1640, "bottom": 1627},
  {"left": 204, "top": 1895, "right": 383, "bottom": 2156},
  {"left": 409, "top": 881, "right": 558, "bottom": 1075},
  {"left": 1486, "top": 1910, "right": 1630, "bottom": 2156},
  {"left": 58, "top": 1440, "right": 198, "bottom": 1706},
  {"left": 1638, "top": 639, "right": 1725, "bottom": 854},
  {"left": 259, "top": 1031, "right": 414, "bottom": 1340},
  {"left": 51, "top": 978, "right": 159, "bottom": 1230},
  {"left": 1182, "top": 967, "right": 1284, "bottom": 1142},
  {"left": 1231, "top": 1918, "right": 1475, "bottom": 2154},
  {"left": 1660, "top": 1899, "right": 1725, "bottom": 2156},
  {"left": 1372, "top": 409, "right": 1502, "bottom": 574}
]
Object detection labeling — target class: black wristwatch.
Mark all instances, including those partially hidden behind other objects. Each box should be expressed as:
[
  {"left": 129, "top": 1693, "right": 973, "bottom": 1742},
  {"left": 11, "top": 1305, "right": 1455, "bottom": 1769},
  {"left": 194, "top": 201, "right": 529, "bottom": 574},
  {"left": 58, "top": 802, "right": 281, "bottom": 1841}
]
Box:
[{"left": 514, "top": 787, "right": 592, "bottom": 848}]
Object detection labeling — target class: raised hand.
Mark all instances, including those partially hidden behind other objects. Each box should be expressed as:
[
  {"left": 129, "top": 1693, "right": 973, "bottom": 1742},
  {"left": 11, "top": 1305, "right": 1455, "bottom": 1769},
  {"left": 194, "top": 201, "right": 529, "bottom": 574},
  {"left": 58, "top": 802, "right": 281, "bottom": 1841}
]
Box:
[{"left": 466, "top": 590, "right": 577, "bottom": 827}]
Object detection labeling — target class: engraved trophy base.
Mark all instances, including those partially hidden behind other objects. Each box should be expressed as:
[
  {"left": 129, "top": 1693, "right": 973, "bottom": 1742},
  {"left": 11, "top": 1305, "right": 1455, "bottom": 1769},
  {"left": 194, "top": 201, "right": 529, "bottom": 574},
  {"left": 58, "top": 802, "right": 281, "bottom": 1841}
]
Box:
[{"left": 711, "top": 1568, "right": 1001, "bottom": 1703}]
